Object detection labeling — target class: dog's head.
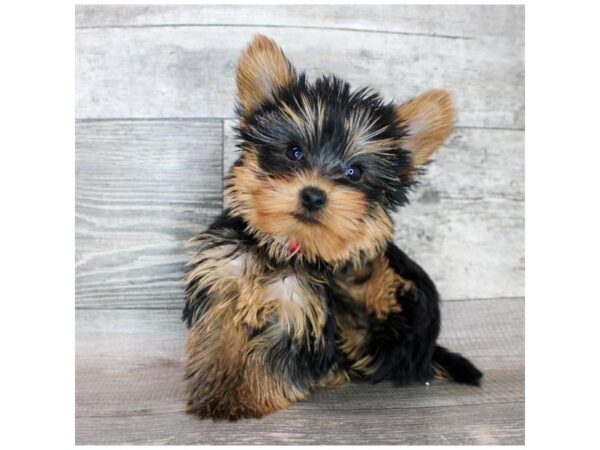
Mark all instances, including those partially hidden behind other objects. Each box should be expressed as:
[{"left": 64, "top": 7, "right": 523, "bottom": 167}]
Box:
[{"left": 225, "top": 35, "right": 454, "bottom": 265}]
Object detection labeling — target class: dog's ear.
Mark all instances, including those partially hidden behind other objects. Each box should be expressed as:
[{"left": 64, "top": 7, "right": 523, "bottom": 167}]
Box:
[
  {"left": 396, "top": 90, "right": 455, "bottom": 166},
  {"left": 236, "top": 35, "right": 296, "bottom": 115}
]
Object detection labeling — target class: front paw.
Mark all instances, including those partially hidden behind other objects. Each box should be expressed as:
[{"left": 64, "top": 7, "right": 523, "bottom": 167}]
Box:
[
  {"left": 317, "top": 368, "right": 350, "bottom": 388},
  {"left": 397, "top": 276, "right": 414, "bottom": 297},
  {"left": 186, "top": 397, "right": 267, "bottom": 421},
  {"left": 396, "top": 281, "right": 428, "bottom": 318}
]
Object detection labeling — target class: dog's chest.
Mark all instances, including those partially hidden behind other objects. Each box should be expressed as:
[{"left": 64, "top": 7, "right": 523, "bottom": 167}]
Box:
[{"left": 226, "top": 251, "right": 329, "bottom": 341}]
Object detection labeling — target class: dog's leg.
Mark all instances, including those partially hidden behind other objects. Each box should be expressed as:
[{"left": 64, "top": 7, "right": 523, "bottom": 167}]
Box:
[
  {"left": 334, "top": 242, "right": 482, "bottom": 385},
  {"left": 333, "top": 248, "right": 433, "bottom": 382},
  {"left": 183, "top": 236, "right": 336, "bottom": 419},
  {"left": 185, "top": 307, "right": 311, "bottom": 420}
]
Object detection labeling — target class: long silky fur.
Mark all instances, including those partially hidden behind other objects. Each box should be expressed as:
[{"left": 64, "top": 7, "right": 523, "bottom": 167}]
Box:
[{"left": 182, "top": 34, "right": 482, "bottom": 420}]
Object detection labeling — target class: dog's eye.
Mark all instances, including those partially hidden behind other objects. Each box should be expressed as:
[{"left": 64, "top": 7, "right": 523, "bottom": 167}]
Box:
[
  {"left": 345, "top": 165, "right": 363, "bottom": 181},
  {"left": 286, "top": 146, "right": 304, "bottom": 161}
]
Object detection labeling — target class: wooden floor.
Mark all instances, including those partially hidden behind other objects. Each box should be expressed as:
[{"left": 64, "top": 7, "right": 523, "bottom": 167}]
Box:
[{"left": 75, "top": 5, "right": 524, "bottom": 445}]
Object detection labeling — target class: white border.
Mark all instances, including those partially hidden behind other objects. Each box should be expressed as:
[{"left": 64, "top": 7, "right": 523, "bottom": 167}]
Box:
[{"left": 5, "top": 0, "right": 600, "bottom": 448}]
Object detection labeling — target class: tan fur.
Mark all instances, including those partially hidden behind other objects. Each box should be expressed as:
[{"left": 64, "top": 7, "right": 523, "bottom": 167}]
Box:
[
  {"left": 318, "top": 368, "right": 350, "bottom": 388},
  {"left": 433, "top": 364, "right": 449, "bottom": 381},
  {"left": 332, "top": 253, "right": 415, "bottom": 377},
  {"left": 276, "top": 97, "right": 330, "bottom": 147},
  {"left": 396, "top": 89, "right": 455, "bottom": 166},
  {"left": 335, "top": 254, "right": 404, "bottom": 320},
  {"left": 344, "top": 108, "right": 398, "bottom": 158},
  {"left": 239, "top": 272, "right": 327, "bottom": 344},
  {"left": 334, "top": 305, "right": 379, "bottom": 377},
  {"left": 184, "top": 234, "right": 331, "bottom": 418},
  {"left": 225, "top": 150, "right": 393, "bottom": 267},
  {"left": 187, "top": 314, "right": 307, "bottom": 418},
  {"left": 236, "top": 35, "right": 296, "bottom": 114}
]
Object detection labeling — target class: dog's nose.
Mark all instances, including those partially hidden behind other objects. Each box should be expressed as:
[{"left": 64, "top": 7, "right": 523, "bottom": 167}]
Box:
[{"left": 300, "top": 186, "right": 327, "bottom": 212}]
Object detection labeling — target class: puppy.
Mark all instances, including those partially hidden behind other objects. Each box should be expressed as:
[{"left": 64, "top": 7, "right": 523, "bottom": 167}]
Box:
[{"left": 183, "top": 35, "right": 482, "bottom": 420}]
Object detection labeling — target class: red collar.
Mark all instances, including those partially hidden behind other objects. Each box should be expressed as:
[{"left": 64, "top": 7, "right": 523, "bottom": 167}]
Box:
[{"left": 285, "top": 239, "right": 302, "bottom": 255}]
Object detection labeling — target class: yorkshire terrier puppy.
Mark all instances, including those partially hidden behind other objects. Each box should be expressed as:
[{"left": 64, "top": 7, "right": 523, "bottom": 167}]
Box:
[{"left": 183, "top": 35, "right": 482, "bottom": 420}]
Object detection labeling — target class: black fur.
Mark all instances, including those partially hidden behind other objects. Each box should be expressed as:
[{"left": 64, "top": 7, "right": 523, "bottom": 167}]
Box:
[
  {"left": 432, "top": 345, "right": 483, "bottom": 386},
  {"left": 333, "top": 242, "right": 482, "bottom": 386},
  {"left": 235, "top": 75, "right": 415, "bottom": 210}
]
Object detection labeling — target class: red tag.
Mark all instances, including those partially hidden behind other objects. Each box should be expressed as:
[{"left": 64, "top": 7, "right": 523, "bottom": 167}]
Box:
[{"left": 286, "top": 239, "right": 301, "bottom": 255}]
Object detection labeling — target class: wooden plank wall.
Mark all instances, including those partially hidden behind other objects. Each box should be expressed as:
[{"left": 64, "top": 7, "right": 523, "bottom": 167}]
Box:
[{"left": 75, "top": 5, "right": 525, "bottom": 445}]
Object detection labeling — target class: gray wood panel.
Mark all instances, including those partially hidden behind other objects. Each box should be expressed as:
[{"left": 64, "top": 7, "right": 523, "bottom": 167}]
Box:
[
  {"left": 75, "top": 24, "right": 524, "bottom": 129},
  {"left": 77, "top": 122, "right": 524, "bottom": 308},
  {"left": 225, "top": 122, "right": 525, "bottom": 300},
  {"left": 76, "top": 402, "right": 523, "bottom": 445},
  {"left": 76, "top": 298, "right": 524, "bottom": 445},
  {"left": 76, "top": 120, "right": 223, "bottom": 309},
  {"left": 75, "top": 5, "right": 524, "bottom": 41},
  {"left": 393, "top": 200, "right": 524, "bottom": 301}
]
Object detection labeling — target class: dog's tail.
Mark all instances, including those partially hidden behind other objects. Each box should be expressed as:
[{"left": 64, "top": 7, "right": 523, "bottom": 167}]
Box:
[{"left": 432, "top": 345, "right": 483, "bottom": 386}]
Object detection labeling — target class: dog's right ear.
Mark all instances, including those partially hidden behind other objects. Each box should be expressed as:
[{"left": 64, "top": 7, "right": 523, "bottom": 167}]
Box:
[{"left": 236, "top": 35, "right": 297, "bottom": 116}]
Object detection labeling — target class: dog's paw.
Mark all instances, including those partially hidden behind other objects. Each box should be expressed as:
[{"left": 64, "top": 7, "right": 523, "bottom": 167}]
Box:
[{"left": 186, "top": 398, "right": 267, "bottom": 421}]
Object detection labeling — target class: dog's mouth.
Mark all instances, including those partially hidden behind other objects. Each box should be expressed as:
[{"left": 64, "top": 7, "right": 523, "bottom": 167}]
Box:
[
  {"left": 292, "top": 211, "right": 322, "bottom": 225},
  {"left": 285, "top": 210, "right": 326, "bottom": 256}
]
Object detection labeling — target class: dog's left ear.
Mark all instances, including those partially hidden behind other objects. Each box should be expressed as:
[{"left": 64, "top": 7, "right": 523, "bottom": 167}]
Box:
[
  {"left": 236, "top": 35, "right": 297, "bottom": 116},
  {"left": 396, "top": 90, "right": 455, "bottom": 166}
]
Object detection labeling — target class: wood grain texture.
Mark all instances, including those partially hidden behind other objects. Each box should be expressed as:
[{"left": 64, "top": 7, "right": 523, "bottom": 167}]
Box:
[
  {"left": 76, "top": 123, "right": 524, "bottom": 309},
  {"left": 225, "top": 121, "right": 524, "bottom": 300},
  {"left": 391, "top": 127, "right": 524, "bottom": 300},
  {"left": 76, "top": 402, "right": 523, "bottom": 445},
  {"left": 76, "top": 298, "right": 524, "bottom": 445},
  {"left": 75, "top": 22, "right": 524, "bottom": 129},
  {"left": 75, "top": 4, "right": 524, "bottom": 40},
  {"left": 76, "top": 120, "right": 222, "bottom": 308}
]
